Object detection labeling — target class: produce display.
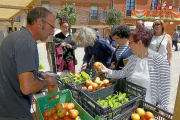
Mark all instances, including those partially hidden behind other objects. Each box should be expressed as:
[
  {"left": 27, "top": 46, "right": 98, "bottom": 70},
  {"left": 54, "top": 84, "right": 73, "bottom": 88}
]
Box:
[
  {"left": 42, "top": 102, "right": 81, "bottom": 120},
  {"left": 131, "top": 108, "right": 155, "bottom": 120},
  {"left": 60, "top": 70, "right": 91, "bottom": 84},
  {"left": 82, "top": 77, "right": 112, "bottom": 92},
  {"left": 38, "top": 70, "right": 171, "bottom": 120},
  {"left": 96, "top": 92, "right": 130, "bottom": 109}
]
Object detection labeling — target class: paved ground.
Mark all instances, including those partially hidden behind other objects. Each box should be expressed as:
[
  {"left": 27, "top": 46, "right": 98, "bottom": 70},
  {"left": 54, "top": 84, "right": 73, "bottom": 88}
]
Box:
[{"left": 32, "top": 42, "right": 180, "bottom": 116}]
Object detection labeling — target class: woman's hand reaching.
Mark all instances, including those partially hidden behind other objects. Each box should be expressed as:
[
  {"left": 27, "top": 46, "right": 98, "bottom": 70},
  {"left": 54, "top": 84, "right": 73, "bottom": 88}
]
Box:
[{"left": 94, "top": 63, "right": 108, "bottom": 74}]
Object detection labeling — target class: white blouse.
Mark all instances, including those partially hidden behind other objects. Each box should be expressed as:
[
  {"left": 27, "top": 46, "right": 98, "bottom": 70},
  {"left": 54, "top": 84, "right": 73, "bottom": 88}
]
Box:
[
  {"left": 131, "top": 57, "right": 152, "bottom": 103},
  {"left": 149, "top": 34, "right": 168, "bottom": 59}
]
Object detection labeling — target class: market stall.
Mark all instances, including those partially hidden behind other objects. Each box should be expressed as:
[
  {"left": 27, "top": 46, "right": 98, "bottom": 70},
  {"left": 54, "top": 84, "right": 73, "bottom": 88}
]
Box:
[{"left": 33, "top": 68, "right": 178, "bottom": 120}]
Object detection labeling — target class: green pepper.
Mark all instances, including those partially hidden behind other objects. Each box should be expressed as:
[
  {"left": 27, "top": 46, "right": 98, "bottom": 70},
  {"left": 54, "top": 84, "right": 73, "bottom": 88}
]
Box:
[
  {"left": 111, "top": 95, "right": 117, "bottom": 100},
  {"left": 70, "top": 73, "right": 75, "bottom": 78},
  {"left": 118, "top": 93, "right": 126, "bottom": 102},
  {"left": 106, "top": 95, "right": 111, "bottom": 100},
  {"left": 112, "top": 102, "right": 121, "bottom": 109},
  {"left": 102, "top": 102, "right": 108, "bottom": 108},
  {"left": 108, "top": 100, "right": 113, "bottom": 108}
]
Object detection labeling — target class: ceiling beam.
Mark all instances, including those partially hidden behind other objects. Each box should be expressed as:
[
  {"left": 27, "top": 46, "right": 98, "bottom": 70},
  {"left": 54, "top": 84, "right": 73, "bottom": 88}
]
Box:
[{"left": 0, "top": 4, "right": 30, "bottom": 10}]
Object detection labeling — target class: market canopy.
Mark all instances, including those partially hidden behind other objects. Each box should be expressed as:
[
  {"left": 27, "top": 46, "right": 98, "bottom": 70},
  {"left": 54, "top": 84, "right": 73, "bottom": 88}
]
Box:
[{"left": 0, "top": 0, "right": 41, "bottom": 20}]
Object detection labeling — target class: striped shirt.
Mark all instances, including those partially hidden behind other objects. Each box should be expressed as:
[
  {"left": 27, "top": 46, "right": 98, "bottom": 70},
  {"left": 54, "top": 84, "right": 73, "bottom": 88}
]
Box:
[
  {"left": 106, "top": 49, "right": 171, "bottom": 110},
  {"left": 115, "top": 44, "right": 129, "bottom": 61}
]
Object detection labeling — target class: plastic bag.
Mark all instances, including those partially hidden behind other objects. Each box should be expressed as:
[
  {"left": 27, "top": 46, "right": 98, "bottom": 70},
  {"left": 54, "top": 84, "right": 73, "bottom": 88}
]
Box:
[{"left": 39, "top": 58, "right": 44, "bottom": 70}]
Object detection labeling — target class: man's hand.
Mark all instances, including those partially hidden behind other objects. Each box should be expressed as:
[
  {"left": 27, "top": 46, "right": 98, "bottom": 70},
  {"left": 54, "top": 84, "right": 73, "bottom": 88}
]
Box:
[
  {"left": 81, "top": 63, "right": 87, "bottom": 70},
  {"left": 45, "top": 75, "right": 57, "bottom": 88},
  {"left": 66, "top": 44, "right": 72, "bottom": 49},
  {"left": 111, "top": 62, "right": 115, "bottom": 69}
]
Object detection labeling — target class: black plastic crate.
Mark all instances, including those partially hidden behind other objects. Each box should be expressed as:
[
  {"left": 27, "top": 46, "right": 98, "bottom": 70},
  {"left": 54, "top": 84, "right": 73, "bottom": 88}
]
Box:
[
  {"left": 79, "top": 79, "right": 146, "bottom": 120},
  {"left": 119, "top": 100, "right": 173, "bottom": 120},
  {"left": 56, "top": 78, "right": 81, "bottom": 103},
  {"left": 81, "top": 69, "right": 97, "bottom": 79},
  {"left": 76, "top": 79, "right": 117, "bottom": 99}
]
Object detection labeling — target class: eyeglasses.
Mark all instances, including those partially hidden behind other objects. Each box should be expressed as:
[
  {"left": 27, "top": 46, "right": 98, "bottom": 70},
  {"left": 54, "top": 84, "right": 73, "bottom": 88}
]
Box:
[
  {"left": 40, "top": 18, "right": 55, "bottom": 31},
  {"left": 62, "top": 26, "right": 69, "bottom": 30},
  {"left": 153, "top": 23, "right": 161, "bottom": 27},
  {"left": 128, "top": 41, "right": 135, "bottom": 45}
]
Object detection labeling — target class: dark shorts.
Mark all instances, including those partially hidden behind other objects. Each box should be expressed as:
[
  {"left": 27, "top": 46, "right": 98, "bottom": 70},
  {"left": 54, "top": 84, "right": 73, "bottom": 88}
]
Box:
[{"left": 0, "top": 114, "right": 34, "bottom": 120}]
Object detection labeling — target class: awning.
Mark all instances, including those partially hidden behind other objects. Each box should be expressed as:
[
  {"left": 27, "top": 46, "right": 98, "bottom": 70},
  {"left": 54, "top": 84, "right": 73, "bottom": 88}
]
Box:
[{"left": 0, "top": 0, "right": 41, "bottom": 20}]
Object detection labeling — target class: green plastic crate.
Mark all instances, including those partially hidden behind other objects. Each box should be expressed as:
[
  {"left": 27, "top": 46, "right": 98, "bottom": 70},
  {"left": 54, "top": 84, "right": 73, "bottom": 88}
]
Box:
[{"left": 37, "top": 89, "right": 94, "bottom": 120}]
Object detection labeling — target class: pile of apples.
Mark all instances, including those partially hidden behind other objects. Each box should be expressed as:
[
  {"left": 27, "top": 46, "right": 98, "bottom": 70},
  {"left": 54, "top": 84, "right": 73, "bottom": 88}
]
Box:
[
  {"left": 131, "top": 108, "right": 155, "bottom": 120},
  {"left": 82, "top": 77, "right": 112, "bottom": 92},
  {"left": 42, "top": 102, "right": 80, "bottom": 120}
]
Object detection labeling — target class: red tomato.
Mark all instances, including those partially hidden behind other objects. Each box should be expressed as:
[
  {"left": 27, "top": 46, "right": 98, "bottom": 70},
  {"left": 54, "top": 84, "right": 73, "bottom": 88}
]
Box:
[
  {"left": 46, "top": 117, "right": 53, "bottom": 120},
  {"left": 86, "top": 80, "right": 92, "bottom": 86},
  {"left": 145, "top": 111, "right": 154, "bottom": 120},
  {"left": 57, "top": 108, "right": 66, "bottom": 118},
  {"left": 49, "top": 108, "right": 56, "bottom": 114},
  {"left": 69, "top": 109, "right": 79, "bottom": 118},
  {"left": 43, "top": 110, "right": 51, "bottom": 119},
  {"left": 140, "top": 115, "right": 147, "bottom": 120},
  {"left": 56, "top": 118, "right": 62, "bottom": 120},
  {"left": 63, "top": 115, "right": 72, "bottom": 120},
  {"left": 52, "top": 113, "right": 59, "bottom": 120},
  {"left": 66, "top": 103, "right": 75, "bottom": 110},
  {"left": 55, "top": 102, "right": 64, "bottom": 111},
  {"left": 94, "top": 62, "right": 102, "bottom": 70},
  {"left": 64, "top": 103, "right": 69, "bottom": 109}
]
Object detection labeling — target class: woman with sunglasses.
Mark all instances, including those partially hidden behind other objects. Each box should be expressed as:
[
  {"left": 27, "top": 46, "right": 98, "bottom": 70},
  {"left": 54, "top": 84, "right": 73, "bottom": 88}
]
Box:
[
  {"left": 54, "top": 16, "right": 77, "bottom": 73},
  {"left": 149, "top": 20, "right": 172, "bottom": 66},
  {"left": 95, "top": 27, "right": 171, "bottom": 111}
]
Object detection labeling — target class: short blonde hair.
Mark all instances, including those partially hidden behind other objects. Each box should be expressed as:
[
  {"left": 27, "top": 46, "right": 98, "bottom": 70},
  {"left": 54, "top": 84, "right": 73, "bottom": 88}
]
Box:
[
  {"left": 152, "top": 20, "right": 166, "bottom": 35},
  {"left": 72, "top": 27, "right": 97, "bottom": 47}
]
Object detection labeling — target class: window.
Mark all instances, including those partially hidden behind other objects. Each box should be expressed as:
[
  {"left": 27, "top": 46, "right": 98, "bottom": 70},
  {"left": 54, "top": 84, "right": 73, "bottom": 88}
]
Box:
[
  {"left": 179, "top": 2, "right": 180, "bottom": 12},
  {"left": 91, "top": 3, "right": 98, "bottom": 20},
  {"left": 126, "top": 0, "right": 135, "bottom": 16},
  {"left": 177, "top": 26, "right": 180, "bottom": 32},
  {"left": 41, "top": 1, "right": 49, "bottom": 10},
  {"left": 14, "top": 16, "right": 20, "bottom": 22},
  {"left": 154, "top": 0, "right": 159, "bottom": 10},
  {"left": 103, "top": 12, "right": 107, "bottom": 19}
]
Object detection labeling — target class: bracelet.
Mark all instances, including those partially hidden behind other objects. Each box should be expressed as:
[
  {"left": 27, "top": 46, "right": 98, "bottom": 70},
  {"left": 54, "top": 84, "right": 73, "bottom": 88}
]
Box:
[{"left": 39, "top": 71, "right": 44, "bottom": 77}]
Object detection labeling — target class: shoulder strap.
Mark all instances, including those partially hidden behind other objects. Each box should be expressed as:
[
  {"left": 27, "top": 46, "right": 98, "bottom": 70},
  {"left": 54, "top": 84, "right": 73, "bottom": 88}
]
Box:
[
  {"left": 115, "top": 44, "right": 119, "bottom": 51},
  {"left": 157, "top": 34, "right": 166, "bottom": 52},
  {"left": 114, "top": 47, "right": 129, "bottom": 70}
]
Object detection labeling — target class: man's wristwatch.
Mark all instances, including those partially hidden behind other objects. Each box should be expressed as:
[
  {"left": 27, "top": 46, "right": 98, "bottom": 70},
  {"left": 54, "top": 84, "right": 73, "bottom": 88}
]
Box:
[{"left": 39, "top": 71, "right": 44, "bottom": 77}]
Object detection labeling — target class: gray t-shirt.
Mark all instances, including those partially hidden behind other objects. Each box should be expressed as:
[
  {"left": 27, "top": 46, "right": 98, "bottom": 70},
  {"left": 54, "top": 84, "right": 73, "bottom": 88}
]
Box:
[
  {"left": 0, "top": 27, "right": 39, "bottom": 118},
  {"left": 172, "top": 32, "right": 179, "bottom": 41}
]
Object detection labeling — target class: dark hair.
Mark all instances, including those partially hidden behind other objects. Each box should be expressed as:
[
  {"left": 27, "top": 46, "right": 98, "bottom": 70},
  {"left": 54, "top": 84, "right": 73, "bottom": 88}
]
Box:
[
  {"left": 109, "top": 26, "right": 118, "bottom": 37},
  {"left": 112, "top": 25, "right": 130, "bottom": 38},
  {"left": 27, "top": 7, "right": 53, "bottom": 25},
  {"left": 59, "top": 16, "right": 69, "bottom": 26},
  {"left": 174, "top": 29, "right": 176, "bottom": 31},
  {"left": 129, "top": 27, "right": 153, "bottom": 48},
  {"left": 137, "top": 19, "right": 144, "bottom": 26}
]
